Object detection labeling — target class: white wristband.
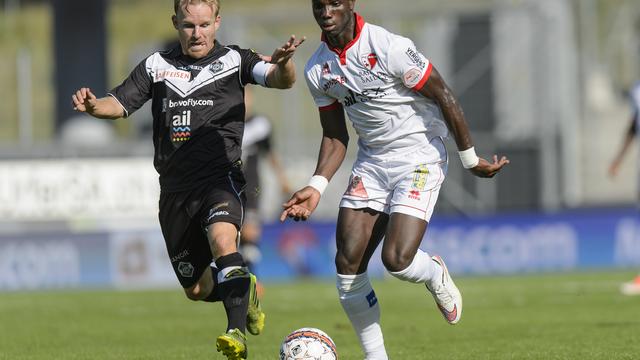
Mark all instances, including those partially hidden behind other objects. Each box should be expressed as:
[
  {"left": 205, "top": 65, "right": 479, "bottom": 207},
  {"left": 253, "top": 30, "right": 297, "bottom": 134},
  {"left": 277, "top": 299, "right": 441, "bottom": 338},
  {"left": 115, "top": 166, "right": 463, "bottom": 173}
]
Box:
[
  {"left": 307, "top": 175, "right": 329, "bottom": 195},
  {"left": 458, "top": 147, "right": 480, "bottom": 169}
]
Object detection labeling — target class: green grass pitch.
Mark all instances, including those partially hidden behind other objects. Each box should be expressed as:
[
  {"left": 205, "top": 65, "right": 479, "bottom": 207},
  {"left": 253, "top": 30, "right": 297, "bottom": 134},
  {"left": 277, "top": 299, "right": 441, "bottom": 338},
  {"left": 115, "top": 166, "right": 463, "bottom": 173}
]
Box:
[{"left": 1, "top": 270, "right": 639, "bottom": 359}]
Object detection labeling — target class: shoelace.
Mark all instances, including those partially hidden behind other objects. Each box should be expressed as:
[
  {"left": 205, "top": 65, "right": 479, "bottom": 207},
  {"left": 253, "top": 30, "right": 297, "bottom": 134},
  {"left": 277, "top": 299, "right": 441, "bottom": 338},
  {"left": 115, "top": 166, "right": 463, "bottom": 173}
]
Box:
[{"left": 433, "top": 282, "right": 454, "bottom": 304}]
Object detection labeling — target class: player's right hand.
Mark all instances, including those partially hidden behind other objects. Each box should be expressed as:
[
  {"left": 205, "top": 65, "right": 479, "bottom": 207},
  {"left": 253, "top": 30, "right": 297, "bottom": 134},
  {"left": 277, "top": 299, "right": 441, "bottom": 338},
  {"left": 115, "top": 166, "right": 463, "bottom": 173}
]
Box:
[
  {"left": 280, "top": 187, "right": 321, "bottom": 222},
  {"left": 72, "top": 87, "right": 98, "bottom": 114}
]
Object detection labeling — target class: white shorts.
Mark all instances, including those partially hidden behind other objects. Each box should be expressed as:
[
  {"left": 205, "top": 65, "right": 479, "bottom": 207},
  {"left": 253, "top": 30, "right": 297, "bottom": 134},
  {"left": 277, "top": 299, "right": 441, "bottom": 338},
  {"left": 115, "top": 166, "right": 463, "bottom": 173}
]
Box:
[{"left": 340, "top": 137, "right": 448, "bottom": 222}]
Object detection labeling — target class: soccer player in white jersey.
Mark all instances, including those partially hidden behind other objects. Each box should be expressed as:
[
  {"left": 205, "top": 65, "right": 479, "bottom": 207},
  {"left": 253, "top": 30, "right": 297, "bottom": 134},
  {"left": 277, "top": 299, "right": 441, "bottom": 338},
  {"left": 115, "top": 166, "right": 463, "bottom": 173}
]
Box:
[
  {"left": 280, "top": 1, "right": 509, "bottom": 358},
  {"left": 609, "top": 81, "right": 640, "bottom": 296}
]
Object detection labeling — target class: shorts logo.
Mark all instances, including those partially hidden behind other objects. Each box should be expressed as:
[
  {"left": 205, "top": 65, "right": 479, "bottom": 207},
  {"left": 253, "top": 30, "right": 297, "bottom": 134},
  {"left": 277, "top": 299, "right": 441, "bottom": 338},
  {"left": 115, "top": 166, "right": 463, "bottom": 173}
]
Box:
[
  {"left": 207, "top": 210, "right": 230, "bottom": 222},
  {"left": 412, "top": 164, "right": 429, "bottom": 191},
  {"left": 210, "top": 60, "right": 224, "bottom": 74},
  {"left": 178, "top": 262, "right": 194, "bottom": 278},
  {"left": 207, "top": 203, "right": 231, "bottom": 223},
  {"left": 345, "top": 175, "right": 368, "bottom": 198},
  {"left": 362, "top": 53, "right": 378, "bottom": 70},
  {"left": 171, "top": 249, "right": 189, "bottom": 263},
  {"left": 409, "top": 189, "right": 421, "bottom": 201}
]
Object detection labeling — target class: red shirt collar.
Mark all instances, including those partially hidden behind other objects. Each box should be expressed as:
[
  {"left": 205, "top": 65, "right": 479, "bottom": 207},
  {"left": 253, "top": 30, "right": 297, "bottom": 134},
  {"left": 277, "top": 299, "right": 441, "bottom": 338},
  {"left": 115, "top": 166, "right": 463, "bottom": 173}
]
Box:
[{"left": 321, "top": 13, "right": 365, "bottom": 65}]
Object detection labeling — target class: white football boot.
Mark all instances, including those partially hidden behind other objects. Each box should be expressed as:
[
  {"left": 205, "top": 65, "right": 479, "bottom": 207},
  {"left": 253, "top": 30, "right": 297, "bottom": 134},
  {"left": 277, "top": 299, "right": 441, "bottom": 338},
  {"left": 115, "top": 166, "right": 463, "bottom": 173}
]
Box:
[{"left": 425, "top": 255, "right": 462, "bottom": 324}]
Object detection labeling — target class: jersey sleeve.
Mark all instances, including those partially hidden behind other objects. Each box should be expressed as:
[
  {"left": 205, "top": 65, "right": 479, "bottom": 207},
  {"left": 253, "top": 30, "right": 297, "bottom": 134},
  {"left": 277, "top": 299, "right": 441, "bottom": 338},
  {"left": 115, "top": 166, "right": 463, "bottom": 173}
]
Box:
[
  {"left": 107, "top": 58, "right": 152, "bottom": 118},
  {"left": 237, "top": 48, "right": 267, "bottom": 86},
  {"left": 304, "top": 65, "right": 339, "bottom": 111},
  {"left": 386, "top": 36, "right": 433, "bottom": 91}
]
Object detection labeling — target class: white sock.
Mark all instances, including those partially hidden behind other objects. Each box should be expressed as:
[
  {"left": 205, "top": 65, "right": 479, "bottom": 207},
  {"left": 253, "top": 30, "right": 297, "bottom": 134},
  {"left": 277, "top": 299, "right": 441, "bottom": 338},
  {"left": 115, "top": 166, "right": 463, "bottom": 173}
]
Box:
[
  {"left": 337, "top": 273, "right": 388, "bottom": 360},
  {"left": 388, "top": 249, "right": 442, "bottom": 284}
]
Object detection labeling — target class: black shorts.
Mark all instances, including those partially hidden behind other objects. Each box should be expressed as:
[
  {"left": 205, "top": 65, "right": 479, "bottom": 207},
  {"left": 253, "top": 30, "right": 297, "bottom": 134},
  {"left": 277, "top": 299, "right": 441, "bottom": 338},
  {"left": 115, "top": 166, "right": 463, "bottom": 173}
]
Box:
[{"left": 159, "top": 167, "right": 246, "bottom": 288}]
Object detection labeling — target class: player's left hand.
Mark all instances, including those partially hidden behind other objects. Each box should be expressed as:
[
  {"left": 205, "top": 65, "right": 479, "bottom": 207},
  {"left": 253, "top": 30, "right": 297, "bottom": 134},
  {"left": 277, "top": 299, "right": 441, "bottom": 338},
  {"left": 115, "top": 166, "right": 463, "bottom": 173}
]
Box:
[
  {"left": 269, "top": 35, "right": 306, "bottom": 65},
  {"left": 469, "top": 155, "right": 510, "bottom": 178}
]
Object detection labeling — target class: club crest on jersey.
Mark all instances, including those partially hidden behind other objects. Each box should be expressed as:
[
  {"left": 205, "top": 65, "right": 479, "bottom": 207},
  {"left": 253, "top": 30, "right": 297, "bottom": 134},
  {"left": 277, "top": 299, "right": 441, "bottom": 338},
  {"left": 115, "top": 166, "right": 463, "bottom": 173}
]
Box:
[
  {"left": 171, "top": 110, "right": 192, "bottom": 142},
  {"left": 362, "top": 53, "right": 378, "bottom": 70},
  {"left": 210, "top": 60, "right": 224, "bottom": 74},
  {"left": 403, "top": 68, "right": 422, "bottom": 88}
]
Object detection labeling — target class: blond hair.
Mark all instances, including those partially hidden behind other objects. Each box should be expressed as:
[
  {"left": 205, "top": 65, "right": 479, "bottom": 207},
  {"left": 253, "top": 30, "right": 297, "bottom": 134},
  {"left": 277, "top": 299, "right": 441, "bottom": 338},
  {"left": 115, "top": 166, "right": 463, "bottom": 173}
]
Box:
[{"left": 174, "top": 0, "right": 220, "bottom": 16}]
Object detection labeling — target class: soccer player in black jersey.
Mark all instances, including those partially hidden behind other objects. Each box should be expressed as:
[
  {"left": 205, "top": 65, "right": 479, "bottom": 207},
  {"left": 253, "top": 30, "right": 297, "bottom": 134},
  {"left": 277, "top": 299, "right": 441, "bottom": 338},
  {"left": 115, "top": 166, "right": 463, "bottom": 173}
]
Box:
[{"left": 71, "top": 1, "right": 304, "bottom": 359}]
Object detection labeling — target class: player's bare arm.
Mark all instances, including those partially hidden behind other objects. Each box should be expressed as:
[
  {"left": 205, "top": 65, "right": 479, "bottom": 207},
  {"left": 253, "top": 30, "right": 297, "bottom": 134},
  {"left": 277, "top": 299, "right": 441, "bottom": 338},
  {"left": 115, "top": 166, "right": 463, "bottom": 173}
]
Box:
[
  {"left": 280, "top": 104, "right": 349, "bottom": 222},
  {"left": 71, "top": 87, "right": 124, "bottom": 119},
  {"left": 266, "top": 35, "right": 306, "bottom": 89},
  {"left": 419, "top": 66, "right": 509, "bottom": 178}
]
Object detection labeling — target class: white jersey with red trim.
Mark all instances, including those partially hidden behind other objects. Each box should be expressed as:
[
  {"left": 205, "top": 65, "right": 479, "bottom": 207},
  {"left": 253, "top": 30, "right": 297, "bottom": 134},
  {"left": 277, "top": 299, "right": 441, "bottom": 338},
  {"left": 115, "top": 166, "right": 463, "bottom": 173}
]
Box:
[{"left": 305, "top": 14, "right": 449, "bottom": 158}]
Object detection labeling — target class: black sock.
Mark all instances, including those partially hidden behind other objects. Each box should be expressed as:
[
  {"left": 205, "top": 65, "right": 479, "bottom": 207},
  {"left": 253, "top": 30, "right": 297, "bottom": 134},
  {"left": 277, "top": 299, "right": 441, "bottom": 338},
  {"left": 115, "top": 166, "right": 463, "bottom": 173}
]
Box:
[
  {"left": 215, "top": 252, "right": 250, "bottom": 333},
  {"left": 203, "top": 266, "right": 222, "bottom": 302}
]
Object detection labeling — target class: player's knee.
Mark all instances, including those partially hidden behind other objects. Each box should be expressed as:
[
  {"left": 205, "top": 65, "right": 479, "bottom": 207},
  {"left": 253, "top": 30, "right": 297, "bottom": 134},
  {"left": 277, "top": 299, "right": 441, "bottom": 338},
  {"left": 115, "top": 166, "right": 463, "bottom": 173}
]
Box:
[
  {"left": 184, "top": 286, "right": 204, "bottom": 301},
  {"left": 381, "top": 249, "right": 413, "bottom": 273},
  {"left": 335, "top": 252, "right": 360, "bottom": 275},
  {"left": 184, "top": 274, "right": 213, "bottom": 301}
]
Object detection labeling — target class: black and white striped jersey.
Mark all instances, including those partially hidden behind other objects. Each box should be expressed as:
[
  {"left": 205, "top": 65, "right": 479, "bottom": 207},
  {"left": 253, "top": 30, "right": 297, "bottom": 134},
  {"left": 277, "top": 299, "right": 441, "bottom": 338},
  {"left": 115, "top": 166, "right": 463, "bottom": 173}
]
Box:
[{"left": 109, "top": 41, "right": 270, "bottom": 192}]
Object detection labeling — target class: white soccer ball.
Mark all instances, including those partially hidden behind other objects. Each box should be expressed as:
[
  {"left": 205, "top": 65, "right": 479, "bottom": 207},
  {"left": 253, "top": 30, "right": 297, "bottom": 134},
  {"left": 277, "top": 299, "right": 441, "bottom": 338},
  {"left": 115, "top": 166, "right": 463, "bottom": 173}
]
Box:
[{"left": 279, "top": 327, "right": 338, "bottom": 360}]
